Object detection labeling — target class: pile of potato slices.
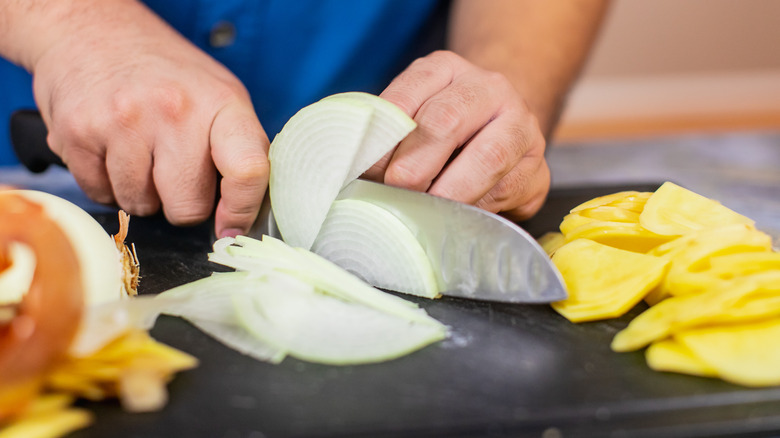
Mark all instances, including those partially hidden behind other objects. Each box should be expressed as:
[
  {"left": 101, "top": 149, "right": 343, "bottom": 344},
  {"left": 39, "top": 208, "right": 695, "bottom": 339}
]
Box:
[{"left": 542, "top": 181, "right": 780, "bottom": 387}]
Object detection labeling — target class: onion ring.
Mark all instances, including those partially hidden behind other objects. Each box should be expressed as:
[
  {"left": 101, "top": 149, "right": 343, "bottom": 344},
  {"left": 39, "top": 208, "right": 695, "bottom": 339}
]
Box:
[{"left": 0, "top": 192, "right": 83, "bottom": 420}]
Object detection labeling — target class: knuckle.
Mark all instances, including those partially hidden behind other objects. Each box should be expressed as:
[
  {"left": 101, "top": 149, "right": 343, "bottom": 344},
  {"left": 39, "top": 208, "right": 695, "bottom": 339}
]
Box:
[
  {"left": 386, "top": 160, "right": 430, "bottom": 190},
  {"left": 151, "top": 85, "right": 190, "bottom": 122},
  {"left": 120, "top": 200, "right": 159, "bottom": 217},
  {"left": 475, "top": 142, "right": 514, "bottom": 176},
  {"left": 164, "top": 201, "right": 212, "bottom": 226},
  {"left": 111, "top": 89, "right": 143, "bottom": 127},
  {"left": 427, "top": 50, "right": 462, "bottom": 66},
  {"left": 229, "top": 155, "right": 269, "bottom": 183},
  {"left": 418, "top": 100, "right": 464, "bottom": 142}
]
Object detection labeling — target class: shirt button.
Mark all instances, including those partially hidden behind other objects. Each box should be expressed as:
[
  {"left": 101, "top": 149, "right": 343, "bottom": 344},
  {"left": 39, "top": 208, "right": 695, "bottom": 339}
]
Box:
[{"left": 209, "top": 21, "right": 236, "bottom": 48}]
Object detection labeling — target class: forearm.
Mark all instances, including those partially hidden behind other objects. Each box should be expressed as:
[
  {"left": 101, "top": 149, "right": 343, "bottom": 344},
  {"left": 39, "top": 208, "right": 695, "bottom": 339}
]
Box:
[
  {"left": 447, "top": 0, "right": 609, "bottom": 138},
  {"left": 0, "top": 0, "right": 178, "bottom": 73}
]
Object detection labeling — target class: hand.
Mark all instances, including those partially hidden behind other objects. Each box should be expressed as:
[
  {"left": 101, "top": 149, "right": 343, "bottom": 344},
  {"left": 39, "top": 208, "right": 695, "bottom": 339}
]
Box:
[
  {"left": 365, "top": 50, "right": 550, "bottom": 221},
  {"left": 30, "top": 1, "right": 269, "bottom": 238}
]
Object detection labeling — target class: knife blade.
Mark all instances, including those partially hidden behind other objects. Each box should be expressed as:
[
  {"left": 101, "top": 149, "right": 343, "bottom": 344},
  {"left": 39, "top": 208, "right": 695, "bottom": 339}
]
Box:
[{"left": 251, "top": 179, "right": 566, "bottom": 304}]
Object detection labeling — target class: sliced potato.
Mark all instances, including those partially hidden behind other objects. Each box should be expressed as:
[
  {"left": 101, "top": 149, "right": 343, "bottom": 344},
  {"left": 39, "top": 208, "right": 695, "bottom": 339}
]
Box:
[
  {"left": 563, "top": 221, "right": 671, "bottom": 253},
  {"left": 537, "top": 232, "right": 566, "bottom": 257},
  {"left": 612, "top": 271, "right": 780, "bottom": 352},
  {"left": 659, "top": 224, "right": 773, "bottom": 296},
  {"left": 551, "top": 239, "right": 669, "bottom": 322},
  {"left": 639, "top": 182, "right": 754, "bottom": 236},
  {"left": 645, "top": 338, "right": 718, "bottom": 377},
  {"left": 676, "top": 318, "right": 780, "bottom": 387},
  {"left": 570, "top": 191, "right": 650, "bottom": 213}
]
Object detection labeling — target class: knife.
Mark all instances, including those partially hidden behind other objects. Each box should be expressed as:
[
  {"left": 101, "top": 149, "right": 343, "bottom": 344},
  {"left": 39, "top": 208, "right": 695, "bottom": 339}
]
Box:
[
  {"left": 251, "top": 179, "right": 567, "bottom": 304},
  {"left": 10, "top": 110, "right": 567, "bottom": 303}
]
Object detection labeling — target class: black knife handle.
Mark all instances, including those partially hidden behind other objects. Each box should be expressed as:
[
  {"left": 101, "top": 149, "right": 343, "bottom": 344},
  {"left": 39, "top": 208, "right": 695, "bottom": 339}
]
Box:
[{"left": 9, "top": 109, "right": 65, "bottom": 173}]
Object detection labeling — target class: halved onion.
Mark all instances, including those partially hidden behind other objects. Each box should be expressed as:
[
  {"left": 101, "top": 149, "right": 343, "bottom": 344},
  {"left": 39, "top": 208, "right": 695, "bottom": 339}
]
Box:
[{"left": 0, "top": 192, "right": 83, "bottom": 420}]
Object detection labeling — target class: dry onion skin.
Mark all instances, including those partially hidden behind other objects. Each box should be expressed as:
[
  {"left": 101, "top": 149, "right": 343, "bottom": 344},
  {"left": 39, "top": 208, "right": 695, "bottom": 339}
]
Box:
[{"left": 0, "top": 192, "right": 84, "bottom": 421}]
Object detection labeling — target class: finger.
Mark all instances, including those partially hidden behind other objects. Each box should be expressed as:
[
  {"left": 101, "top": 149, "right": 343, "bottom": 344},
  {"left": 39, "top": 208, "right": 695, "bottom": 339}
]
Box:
[
  {"left": 476, "top": 111, "right": 549, "bottom": 220},
  {"left": 49, "top": 132, "right": 115, "bottom": 206},
  {"left": 362, "top": 51, "right": 458, "bottom": 182},
  {"left": 152, "top": 124, "right": 216, "bottom": 226},
  {"left": 105, "top": 134, "right": 161, "bottom": 216},
  {"left": 210, "top": 100, "right": 270, "bottom": 238},
  {"left": 384, "top": 71, "right": 502, "bottom": 192},
  {"left": 482, "top": 152, "right": 550, "bottom": 222}
]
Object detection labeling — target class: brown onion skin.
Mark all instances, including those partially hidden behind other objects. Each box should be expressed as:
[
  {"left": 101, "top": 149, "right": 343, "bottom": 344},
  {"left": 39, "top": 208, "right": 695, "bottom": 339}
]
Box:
[{"left": 0, "top": 192, "right": 83, "bottom": 421}]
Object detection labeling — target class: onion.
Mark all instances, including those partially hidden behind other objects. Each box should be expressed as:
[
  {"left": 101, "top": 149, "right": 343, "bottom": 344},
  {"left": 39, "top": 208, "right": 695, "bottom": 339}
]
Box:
[
  {"left": 268, "top": 92, "right": 416, "bottom": 250},
  {"left": 0, "top": 192, "right": 83, "bottom": 420},
  {"left": 0, "top": 190, "right": 140, "bottom": 421},
  {"left": 11, "top": 190, "right": 138, "bottom": 305}
]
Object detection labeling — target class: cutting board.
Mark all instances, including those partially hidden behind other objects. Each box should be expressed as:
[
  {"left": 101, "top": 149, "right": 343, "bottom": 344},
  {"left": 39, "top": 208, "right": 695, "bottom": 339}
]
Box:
[{"left": 70, "top": 184, "right": 780, "bottom": 438}]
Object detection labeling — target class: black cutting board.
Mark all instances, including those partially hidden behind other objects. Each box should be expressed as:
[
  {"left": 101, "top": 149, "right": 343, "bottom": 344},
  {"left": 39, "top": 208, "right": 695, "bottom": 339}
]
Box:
[{"left": 70, "top": 184, "right": 780, "bottom": 438}]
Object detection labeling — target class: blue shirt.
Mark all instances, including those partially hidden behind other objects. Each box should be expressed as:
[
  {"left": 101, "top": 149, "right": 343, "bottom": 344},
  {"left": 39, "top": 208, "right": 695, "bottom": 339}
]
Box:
[{"left": 0, "top": 0, "right": 445, "bottom": 165}]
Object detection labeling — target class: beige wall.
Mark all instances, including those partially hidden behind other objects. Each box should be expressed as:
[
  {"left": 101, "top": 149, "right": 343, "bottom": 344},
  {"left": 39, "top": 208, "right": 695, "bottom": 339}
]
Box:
[{"left": 555, "top": 0, "right": 780, "bottom": 142}]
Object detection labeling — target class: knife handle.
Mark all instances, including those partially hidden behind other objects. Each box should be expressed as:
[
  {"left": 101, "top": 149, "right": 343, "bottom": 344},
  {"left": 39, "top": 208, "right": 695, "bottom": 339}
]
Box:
[{"left": 9, "top": 109, "right": 65, "bottom": 173}]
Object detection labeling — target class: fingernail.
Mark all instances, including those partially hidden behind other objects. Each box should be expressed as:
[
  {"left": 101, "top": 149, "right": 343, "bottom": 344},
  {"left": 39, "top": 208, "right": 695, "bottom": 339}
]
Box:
[{"left": 219, "top": 228, "right": 244, "bottom": 239}]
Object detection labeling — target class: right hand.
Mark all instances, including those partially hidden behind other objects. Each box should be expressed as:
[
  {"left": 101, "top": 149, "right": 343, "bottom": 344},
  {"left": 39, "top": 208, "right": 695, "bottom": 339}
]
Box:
[{"left": 30, "top": 1, "right": 269, "bottom": 238}]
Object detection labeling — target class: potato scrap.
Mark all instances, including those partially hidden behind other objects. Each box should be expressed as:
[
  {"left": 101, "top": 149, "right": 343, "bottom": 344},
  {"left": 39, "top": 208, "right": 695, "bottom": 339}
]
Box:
[
  {"left": 0, "top": 394, "right": 92, "bottom": 438},
  {"left": 46, "top": 329, "right": 198, "bottom": 412},
  {"left": 549, "top": 181, "right": 780, "bottom": 387}
]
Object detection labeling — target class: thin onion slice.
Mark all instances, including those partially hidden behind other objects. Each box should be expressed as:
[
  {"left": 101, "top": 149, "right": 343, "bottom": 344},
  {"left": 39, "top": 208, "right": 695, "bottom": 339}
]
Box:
[
  {"left": 233, "top": 275, "right": 447, "bottom": 365},
  {"left": 211, "top": 235, "right": 439, "bottom": 325},
  {"left": 268, "top": 92, "right": 416, "bottom": 250},
  {"left": 311, "top": 199, "right": 439, "bottom": 298},
  {"left": 322, "top": 92, "right": 417, "bottom": 184},
  {"left": 268, "top": 98, "right": 372, "bottom": 249}
]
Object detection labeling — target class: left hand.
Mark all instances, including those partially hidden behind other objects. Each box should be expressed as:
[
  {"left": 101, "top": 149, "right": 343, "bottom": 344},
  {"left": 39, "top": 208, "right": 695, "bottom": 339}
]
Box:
[{"left": 363, "top": 50, "right": 550, "bottom": 221}]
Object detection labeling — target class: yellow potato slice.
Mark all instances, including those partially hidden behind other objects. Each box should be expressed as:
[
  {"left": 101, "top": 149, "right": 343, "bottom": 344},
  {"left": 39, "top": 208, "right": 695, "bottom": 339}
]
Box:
[
  {"left": 563, "top": 221, "right": 672, "bottom": 253},
  {"left": 676, "top": 318, "right": 780, "bottom": 387},
  {"left": 639, "top": 182, "right": 754, "bottom": 236},
  {"left": 0, "top": 407, "right": 92, "bottom": 438},
  {"left": 708, "top": 252, "right": 780, "bottom": 278},
  {"left": 645, "top": 338, "right": 718, "bottom": 377},
  {"left": 537, "top": 232, "right": 566, "bottom": 256},
  {"left": 551, "top": 239, "right": 669, "bottom": 322},
  {"left": 570, "top": 191, "right": 650, "bottom": 213},
  {"left": 612, "top": 271, "right": 780, "bottom": 352},
  {"left": 607, "top": 192, "right": 652, "bottom": 213},
  {"left": 578, "top": 206, "right": 641, "bottom": 223},
  {"left": 559, "top": 212, "right": 596, "bottom": 236},
  {"left": 659, "top": 225, "right": 773, "bottom": 296}
]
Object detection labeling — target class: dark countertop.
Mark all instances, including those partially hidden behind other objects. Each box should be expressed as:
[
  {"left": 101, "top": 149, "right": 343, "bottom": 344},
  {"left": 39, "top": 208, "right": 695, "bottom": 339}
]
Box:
[{"left": 1, "top": 130, "right": 779, "bottom": 438}]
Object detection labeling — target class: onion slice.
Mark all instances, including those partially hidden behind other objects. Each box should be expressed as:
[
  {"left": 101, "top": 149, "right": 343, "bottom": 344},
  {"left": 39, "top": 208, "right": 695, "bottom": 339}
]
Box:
[
  {"left": 268, "top": 92, "right": 416, "bottom": 250},
  {"left": 311, "top": 199, "right": 439, "bottom": 298},
  {"left": 210, "top": 235, "right": 439, "bottom": 325},
  {"left": 155, "top": 266, "right": 446, "bottom": 365},
  {"left": 322, "top": 92, "right": 417, "bottom": 184},
  {"left": 269, "top": 97, "right": 372, "bottom": 249}
]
